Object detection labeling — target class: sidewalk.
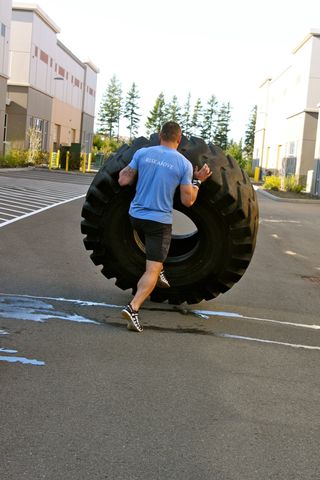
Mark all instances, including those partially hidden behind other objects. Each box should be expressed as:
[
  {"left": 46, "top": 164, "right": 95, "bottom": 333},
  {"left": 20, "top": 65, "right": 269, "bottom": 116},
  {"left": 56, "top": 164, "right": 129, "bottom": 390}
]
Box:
[{"left": 253, "top": 184, "right": 320, "bottom": 204}]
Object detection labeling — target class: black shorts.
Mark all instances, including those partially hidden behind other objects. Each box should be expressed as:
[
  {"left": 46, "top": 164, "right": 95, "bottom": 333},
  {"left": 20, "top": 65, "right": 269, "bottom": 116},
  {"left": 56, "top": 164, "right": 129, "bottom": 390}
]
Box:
[{"left": 130, "top": 215, "right": 172, "bottom": 263}]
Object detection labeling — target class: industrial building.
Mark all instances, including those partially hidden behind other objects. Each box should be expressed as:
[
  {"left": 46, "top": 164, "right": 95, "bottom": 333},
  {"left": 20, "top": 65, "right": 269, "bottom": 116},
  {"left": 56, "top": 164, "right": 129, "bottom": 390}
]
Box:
[
  {"left": 0, "top": 2, "right": 98, "bottom": 156},
  {"left": 254, "top": 30, "right": 320, "bottom": 195}
]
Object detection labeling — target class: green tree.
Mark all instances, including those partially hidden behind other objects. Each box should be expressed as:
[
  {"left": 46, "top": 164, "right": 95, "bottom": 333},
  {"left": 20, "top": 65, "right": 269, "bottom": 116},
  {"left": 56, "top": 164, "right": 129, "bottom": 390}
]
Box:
[
  {"left": 92, "top": 134, "right": 124, "bottom": 156},
  {"left": 145, "top": 92, "right": 166, "bottom": 134},
  {"left": 180, "top": 93, "right": 192, "bottom": 137},
  {"left": 93, "top": 134, "right": 104, "bottom": 150},
  {"left": 225, "top": 140, "right": 246, "bottom": 169},
  {"left": 214, "top": 102, "right": 231, "bottom": 150},
  {"left": 191, "top": 98, "right": 203, "bottom": 136},
  {"left": 165, "top": 95, "right": 181, "bottom": 123},
  {"left": 201, "top": 95, "right": 218, "bottom": 143},
  {"left": 243, "top": 105, "right": 257, "bottom": 160},
  {"left": 97, "top": 75, "right": 122, "bottom": 138},
  {"left": 124, "top": 82, "right": 141, "bottom": 141}
]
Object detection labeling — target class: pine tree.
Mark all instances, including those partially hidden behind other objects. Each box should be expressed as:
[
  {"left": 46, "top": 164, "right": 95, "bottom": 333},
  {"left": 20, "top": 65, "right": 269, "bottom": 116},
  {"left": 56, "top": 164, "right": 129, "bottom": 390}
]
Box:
[
  {"left": 180, "top": 93, "right": 192, "bottom": 137},
  {"left": 145, "top": 92, "right": 166, "bottom": 135},
  {"left": 191, "top": 98, "right": 203, "bottom": 136},
  {"left": 97, "top": 75, "right": 122, "bottom": 138},
  {"left": 243, "top": 105, "right": 257, "bottom": 160},
  {"left": 97, "top": 90, "right": 108, "bottom": 135},
  {"left": 214, "top": 102, "right": 231, "bottom": 150},
  {"left": 201, "top": 95, "right": 218, "bottom": 143},
  {"left": 165, "top": 95, "right": 181, "bottom": 123},
  {"left": 124, "top": 82, "right": 141, "bottom": 141}
]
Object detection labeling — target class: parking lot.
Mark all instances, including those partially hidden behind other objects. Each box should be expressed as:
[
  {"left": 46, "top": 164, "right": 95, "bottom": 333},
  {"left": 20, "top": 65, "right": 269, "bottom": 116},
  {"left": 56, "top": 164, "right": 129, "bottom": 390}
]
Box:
[{"left": 0, "top": 169, "right": 320, "bottom": 479}]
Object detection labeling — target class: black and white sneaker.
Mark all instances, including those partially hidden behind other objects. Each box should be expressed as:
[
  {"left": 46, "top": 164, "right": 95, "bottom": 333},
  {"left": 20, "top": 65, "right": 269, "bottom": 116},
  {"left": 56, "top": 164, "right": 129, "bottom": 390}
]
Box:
[
  {"left": 121, "top": 304, "right": 143, "bottom": 332},
  {"left": 156, "top": 270, "right": 170, "bottom": 289}
]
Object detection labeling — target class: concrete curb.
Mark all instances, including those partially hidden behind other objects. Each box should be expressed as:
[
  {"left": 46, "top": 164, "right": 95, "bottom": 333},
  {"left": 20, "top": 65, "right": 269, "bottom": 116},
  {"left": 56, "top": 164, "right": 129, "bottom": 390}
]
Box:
[{"left": 255, "top": 187, "right": 320, "bottom": 204}]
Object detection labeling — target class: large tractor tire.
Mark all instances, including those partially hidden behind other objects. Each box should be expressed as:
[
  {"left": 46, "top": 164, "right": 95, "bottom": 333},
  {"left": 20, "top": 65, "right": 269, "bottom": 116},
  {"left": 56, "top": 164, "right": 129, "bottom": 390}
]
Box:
[{"left": 81, "top": 135, "right": 259, "bottom": 305}]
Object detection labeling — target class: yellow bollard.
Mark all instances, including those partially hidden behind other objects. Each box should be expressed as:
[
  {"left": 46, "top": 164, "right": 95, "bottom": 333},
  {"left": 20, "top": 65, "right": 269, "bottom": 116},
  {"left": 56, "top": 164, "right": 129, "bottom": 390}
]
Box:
[
  {"left": 87, "top": 153, "right": 92, "bottom": 172},
  {"left": 254, "top": 166, "right": 260, "bottom": 182},
  {"left": 66, "top": 151, "right": 70, "bottom": 172},
  {"left": 49, "top": 151, "right": 53, "bottom": 170},
  {"left": 56, "top": 149, "right": 60, "bottom": 169},
  {"left": 82, "top": 153, "right": 87, "bottom": 174}
]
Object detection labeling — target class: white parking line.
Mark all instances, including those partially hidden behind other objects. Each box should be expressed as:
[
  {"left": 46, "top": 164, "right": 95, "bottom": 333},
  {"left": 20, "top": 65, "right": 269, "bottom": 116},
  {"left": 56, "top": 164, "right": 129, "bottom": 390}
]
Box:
[
  {"left": 1, "top": 292, "right": 319, "bottom": 331},
  {"left": 1, "top": 294, "right": 319, "bottom": 352},
  {"left": 0, "top": 190, "right": 57, "bottom": 204},
  {"left": 0, "top": 194, "right": 85, "bottom": 228},
  {"left": 0, "top": 206, "right": 31, "bottom": 214},
  {"left": 0, "top": 186, "right": 71, "bottom": 201},
  {"left": 0, "top": 196, "right": 52, "bottom": 208},
  {"left": 217, "top": 333, "right": 320, "bottom": 351}
]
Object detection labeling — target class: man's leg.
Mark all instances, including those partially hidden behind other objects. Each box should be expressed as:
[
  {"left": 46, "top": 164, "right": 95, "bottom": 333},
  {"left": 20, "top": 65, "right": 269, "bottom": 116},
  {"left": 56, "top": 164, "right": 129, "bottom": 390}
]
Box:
[
  {"left": 122, "top": 218, "right": 171, "bottom": 332},
  {"left": 131, "top": 260, "right": 163, "bottom": 311}
]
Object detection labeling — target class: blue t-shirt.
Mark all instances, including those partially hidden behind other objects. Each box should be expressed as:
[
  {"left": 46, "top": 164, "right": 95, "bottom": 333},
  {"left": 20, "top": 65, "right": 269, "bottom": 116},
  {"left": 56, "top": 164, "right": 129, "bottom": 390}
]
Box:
[{"left": 128, "top": 145, "right": 193, "bottom": 224}]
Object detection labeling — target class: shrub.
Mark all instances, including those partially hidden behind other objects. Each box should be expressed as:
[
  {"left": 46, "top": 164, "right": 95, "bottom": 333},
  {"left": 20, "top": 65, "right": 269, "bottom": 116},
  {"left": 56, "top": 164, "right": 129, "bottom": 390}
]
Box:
[
  {"left": 244, "top": 158, "right": 253, "bottom": 177},
  {"left": 284, "top": 176, "right": 303, "bottom": 193},
  {"left": 0, "top": 149, "right": 50, "bottom": 168},
  {"left": 33, "top": 150, "right": 49, "bottom": 165},
  {"left": 263, "top": 175, "right": 281, "bottom": 191},
  {"left": 0, "top": 149, "right": 29, "bottom": 168}
]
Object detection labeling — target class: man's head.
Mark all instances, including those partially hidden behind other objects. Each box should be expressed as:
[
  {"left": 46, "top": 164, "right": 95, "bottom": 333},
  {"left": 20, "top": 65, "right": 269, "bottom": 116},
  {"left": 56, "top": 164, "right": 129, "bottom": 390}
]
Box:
[{"left": 159, "top": 122, "right": 182, "bottom": 149}]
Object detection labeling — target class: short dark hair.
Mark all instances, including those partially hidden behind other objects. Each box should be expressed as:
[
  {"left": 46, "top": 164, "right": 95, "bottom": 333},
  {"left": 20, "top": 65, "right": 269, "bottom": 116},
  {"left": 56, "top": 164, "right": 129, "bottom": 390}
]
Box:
[{"left": 160, "top": 121, "right": 182, "bottom": 142}]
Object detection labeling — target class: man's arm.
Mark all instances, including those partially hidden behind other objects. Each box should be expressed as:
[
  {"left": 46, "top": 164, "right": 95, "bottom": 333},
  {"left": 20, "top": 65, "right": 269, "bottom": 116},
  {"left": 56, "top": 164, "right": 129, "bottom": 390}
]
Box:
[
  {"left": 118, "top": 166, "right": 137, "bottom": 186},
  {"left": 179, "top": 163, "right": 212, "bottom": 207},
  {"left": 180, "top": 184, "right": 199, "bottom": 207}
]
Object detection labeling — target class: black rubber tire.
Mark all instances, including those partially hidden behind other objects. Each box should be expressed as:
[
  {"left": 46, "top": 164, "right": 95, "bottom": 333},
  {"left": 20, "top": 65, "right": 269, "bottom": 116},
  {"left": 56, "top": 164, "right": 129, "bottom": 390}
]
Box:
[{"left": 81, "top": 135, "right": 259, "bottom": 305}]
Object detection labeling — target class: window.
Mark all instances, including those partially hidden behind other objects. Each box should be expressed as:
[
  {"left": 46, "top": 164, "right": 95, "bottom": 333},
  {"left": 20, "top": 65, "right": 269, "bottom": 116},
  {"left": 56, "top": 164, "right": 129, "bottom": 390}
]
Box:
[
  {"left": 42, "top": 121, "right": 48, "bottom": 150},
  {"left": 40, "top": 50, "right": 48, "bottom": 64},
  {"left": 288, "top": 141, "right": 296, "bottom": 156},
  {"left": 35, "top": 46, "right": 38, "bottom": 57},
  {"left": 74, "top": 78, "right": 80, "bottom": 87},
  {"left": 50, "top": 58, "right": 53, "bottom": 68},
  {"left": 3, "top": 114, "right": 8, "bottom": 142},
  {"left": 1, "top": 23, "right": 6, "bottom": 37},
  {"left": 58, "top": 66, "right": 65, "bottom": 78},
  {"left": 29, "top": 117, "right": 49, "bottom": 151}
]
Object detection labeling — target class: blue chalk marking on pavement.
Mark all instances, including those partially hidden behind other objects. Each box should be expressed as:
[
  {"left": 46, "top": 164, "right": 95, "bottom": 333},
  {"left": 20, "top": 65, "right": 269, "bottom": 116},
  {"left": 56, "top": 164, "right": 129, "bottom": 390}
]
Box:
[
  {"left": 0, "top": 356, "right": 45, "bottom": 365},
  {"left": 0, "top": 348, "right": 18, "bottom": 354},
  {"left": 0, "top": 296, "right": 99, "bottom": 325}
]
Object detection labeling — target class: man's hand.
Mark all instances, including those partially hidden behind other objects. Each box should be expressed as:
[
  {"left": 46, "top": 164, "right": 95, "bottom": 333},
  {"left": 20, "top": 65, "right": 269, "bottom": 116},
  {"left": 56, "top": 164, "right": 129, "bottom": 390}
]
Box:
[
  {"left": 193, "top": 163, "right": 212, "bottom": 183},
  {"left": 118, "top": 166, "right": 137, "bottom": 186}
]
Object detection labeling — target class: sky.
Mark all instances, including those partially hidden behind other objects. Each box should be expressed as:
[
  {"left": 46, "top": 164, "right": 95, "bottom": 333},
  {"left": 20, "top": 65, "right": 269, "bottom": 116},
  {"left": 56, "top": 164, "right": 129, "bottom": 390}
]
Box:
[{"left": 30, "top": 0, "right": 320, "bottom": 141}]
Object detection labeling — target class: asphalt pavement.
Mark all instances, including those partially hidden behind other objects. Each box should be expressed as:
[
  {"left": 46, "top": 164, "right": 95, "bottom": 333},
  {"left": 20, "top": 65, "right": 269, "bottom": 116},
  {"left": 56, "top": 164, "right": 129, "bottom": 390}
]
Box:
[{"left": 0, "top": 170, "right": 320, "bottom": 479}]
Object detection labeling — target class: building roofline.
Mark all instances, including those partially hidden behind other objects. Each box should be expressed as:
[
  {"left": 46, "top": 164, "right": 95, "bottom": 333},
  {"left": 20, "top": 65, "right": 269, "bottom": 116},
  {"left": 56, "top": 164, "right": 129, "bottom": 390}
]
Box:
[
  {"left": 12, "top": 3, "right": 61, "bottom": 33},
  {"left": 259, "top": 77, "right": 272, "bottom": 88},
  {"left": 83, "top": 60, "right": 100, "bottom": 74},
  {"left": 292, "top": 29, "right": 320, "bottom": 54},
  {"left": 57, "top": 42, "right": 99, "bottom": 74},
  {"left": 57, "top": 40, "right": 84, "bottom": 68}
]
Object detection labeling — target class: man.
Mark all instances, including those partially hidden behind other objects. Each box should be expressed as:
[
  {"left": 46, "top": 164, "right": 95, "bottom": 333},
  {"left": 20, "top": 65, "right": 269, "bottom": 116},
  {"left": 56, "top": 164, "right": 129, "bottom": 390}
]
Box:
[{"left": 118, "top": 122, "right": 212, "bottom": 332}]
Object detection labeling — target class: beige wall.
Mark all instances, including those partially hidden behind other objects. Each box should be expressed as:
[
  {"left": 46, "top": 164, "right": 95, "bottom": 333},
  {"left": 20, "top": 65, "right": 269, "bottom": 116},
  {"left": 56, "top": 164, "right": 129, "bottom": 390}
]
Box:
[
  {"left": 0, "top": 0, "right": 11, "bottom": 78},
  {"left": 6, "top": 4, "right": 98, "bottom": 154},
  {"left": 299, "top": 112, "right": 318, "bottom": 178},
  {"left": 0, "top": 76, "right": 7, "bottom": 154},
  {"left": 50, "top": 98, "right": 81, "bottom": 149},
  {"left": 0, "top": 0, "right": 11, "bottom": 154},
  {"left": 6, "top": 85, "right": 28, "bottom": 149},
  {"left": 254, "top": 31, "right": 320, "bottom": 178}
]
